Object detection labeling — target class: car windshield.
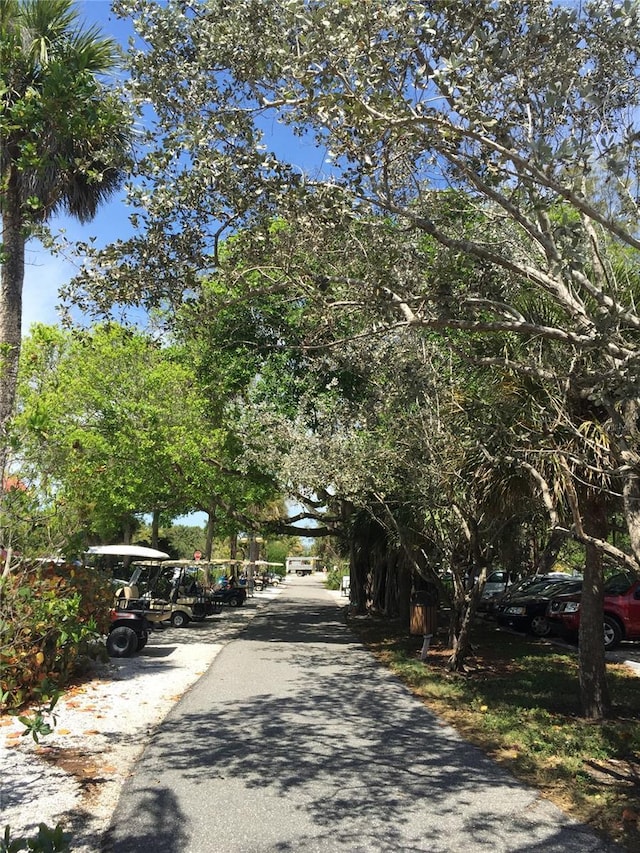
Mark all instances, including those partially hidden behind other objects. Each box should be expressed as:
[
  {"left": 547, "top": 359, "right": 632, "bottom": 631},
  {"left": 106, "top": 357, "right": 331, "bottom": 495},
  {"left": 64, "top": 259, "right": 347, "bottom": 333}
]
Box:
[
  {"left": 504, "top": 576, "right": 579, "bottom": 599},
  {"left": 502, "top": 578, "right": 541, "bottom": 597},
  {"left": 521, "top": 579, "right": 564, "bottom": 595},
  {"left": 544, "top": 580, "right": 582, "bottom": 595},
  {"left": 604, "top": 572, "right": 635, "bottom": 595}
]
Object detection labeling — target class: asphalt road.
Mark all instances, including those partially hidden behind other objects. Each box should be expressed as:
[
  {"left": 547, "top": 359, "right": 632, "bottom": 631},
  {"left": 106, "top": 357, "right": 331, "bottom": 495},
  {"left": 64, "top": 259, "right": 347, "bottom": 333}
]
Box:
[{"left": 101, "top": 576, "right": 621, "bottom": 853}]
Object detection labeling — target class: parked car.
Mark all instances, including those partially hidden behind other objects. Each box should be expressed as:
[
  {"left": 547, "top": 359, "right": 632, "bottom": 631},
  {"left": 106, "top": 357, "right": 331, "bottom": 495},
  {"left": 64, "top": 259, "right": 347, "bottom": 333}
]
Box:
[
  {"left": 475, "top": 571, "right": 517, "bottom": 613},
  {"left": 495, "top": 577, "right": 583, "bottom": 637},
  {"left": 547, "top": 571, "right": 640, "bottom": 650},
  {"left": 480, "top": 571, "right": 572, "bottom": 615}
]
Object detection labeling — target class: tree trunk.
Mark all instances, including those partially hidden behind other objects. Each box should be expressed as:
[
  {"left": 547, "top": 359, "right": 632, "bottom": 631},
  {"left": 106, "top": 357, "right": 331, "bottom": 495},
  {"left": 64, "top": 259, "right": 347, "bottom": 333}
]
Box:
[
  {"left": 151, "top": 509, "right": 160, "bottom": 548},
  {"left": 382, "top": 552, "right": 396, "bottom": 615},
  {"left": 248, "top": 532, "right": 259, "bottom": 590},
  {"left": 342, "top": 500, "right": 367, "bottom": 612},
  {"left": 351, "top": 540, "right": 369, "bottom": 614},
  {"left": 538, "top": 527, "right": 570, "bottom": 574},
  {"left": 0, "top": 178, "right": 25, "bottom": 482},
  {"left": 397, "top": 559, "right": 412, "bottom": 627},
  {"left": 623, "top": 470, "right": 640, "bottom": 564},
  {"left": 447, "top": 584, "right": 483, "bottom": 671},
  {"left": 447, "top": 567, "right": 465, "bottom": 648},
  {"left": 370, "top": 548, "right": 387, "bottom": 612},
  {"left": 205, "top": 508, "right": 215, "bottom": 560},
  {"left": 229, "top": 531, "right": 238, "bottom": 561},
  {"left": 579, "top": 541, "right": 610, "bottom": 718},
  {"left": 578, "top": 493, "right": 610, "bottom": 719}
]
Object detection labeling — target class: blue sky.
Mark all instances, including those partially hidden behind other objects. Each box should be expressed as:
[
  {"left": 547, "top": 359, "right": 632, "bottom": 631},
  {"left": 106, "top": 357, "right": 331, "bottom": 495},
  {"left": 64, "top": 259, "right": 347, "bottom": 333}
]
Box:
[{"left": 22, "top": 1, "right": 136, "bottom": 333}]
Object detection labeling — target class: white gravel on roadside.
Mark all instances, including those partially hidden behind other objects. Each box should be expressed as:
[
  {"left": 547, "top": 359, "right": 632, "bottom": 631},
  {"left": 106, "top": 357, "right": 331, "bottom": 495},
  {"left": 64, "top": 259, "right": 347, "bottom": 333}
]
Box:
[{"left": 0, "top": 586, "right": 288, "bottom": 852}]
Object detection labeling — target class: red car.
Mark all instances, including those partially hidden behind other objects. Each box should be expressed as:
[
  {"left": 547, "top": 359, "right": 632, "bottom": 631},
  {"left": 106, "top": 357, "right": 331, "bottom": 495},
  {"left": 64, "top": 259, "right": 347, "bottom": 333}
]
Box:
[{"left": 547, "top": 572, "right": 640, "bottom": 650}]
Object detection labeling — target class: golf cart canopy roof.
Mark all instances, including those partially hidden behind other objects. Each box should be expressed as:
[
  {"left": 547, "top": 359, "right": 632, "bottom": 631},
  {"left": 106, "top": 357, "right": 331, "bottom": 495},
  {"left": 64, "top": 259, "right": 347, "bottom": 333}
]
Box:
[{"left": 86, "top": 544, "right": 171, "bottom": 560}]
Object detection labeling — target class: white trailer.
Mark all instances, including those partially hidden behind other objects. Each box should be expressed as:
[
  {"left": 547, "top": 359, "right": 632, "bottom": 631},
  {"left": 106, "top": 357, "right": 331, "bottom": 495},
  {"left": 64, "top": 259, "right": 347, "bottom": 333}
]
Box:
[{"left": 285, "top": 556, "right": 320, "bottom": 575}]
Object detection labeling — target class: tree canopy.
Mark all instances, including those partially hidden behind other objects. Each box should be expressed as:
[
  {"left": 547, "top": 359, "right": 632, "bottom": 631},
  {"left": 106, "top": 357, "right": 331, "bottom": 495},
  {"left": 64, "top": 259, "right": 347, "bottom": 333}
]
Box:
[
  {"left": 70, "top": 0, "right": 640, "bottom": 565},
  {"left": 16, "top": 0, "right": 640, "bottom": 716},
  {"left": 0, "top": 0, "right": 131, "bottom": 475}
]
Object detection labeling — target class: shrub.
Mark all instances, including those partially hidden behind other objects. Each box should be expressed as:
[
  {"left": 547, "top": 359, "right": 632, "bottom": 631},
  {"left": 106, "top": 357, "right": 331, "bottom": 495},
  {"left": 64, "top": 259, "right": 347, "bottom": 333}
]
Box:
[
  {"left": 1, "top": 822, "right": 71, "bottom": 852},
  {"left": 0, "top": 562, "right": 112, "bottom": 709},
  {"left": 325, "top": 566, "right": 345, "bottom": 591}
]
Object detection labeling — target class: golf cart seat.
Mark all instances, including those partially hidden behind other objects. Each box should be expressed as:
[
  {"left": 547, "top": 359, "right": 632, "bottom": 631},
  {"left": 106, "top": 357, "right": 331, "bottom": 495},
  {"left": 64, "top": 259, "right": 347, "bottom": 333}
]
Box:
[
  {"left": 115, "top": 584, "right": 172, "bottom": 623},
  {"left": 115, "top": 584, "right": 143, "bottom": 610}
]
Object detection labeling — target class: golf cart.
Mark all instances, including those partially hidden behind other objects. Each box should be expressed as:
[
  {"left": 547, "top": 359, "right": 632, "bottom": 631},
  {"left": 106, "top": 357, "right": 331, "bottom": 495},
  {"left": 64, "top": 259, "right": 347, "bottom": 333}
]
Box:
[
  {"left": 252, "top": 560, "right": 285, "bottom": 590},
  {"left": 204, "top": 559, "right": 248, "bottom": 605},
  {"left": 155, "top": 561, "right": 222, "bottom": 627},
  {"left": 86, "top": 544, "right": 173, "bottom": 657},
  {"left": 185, "top": 558, "right": 248, "bottom": 606},
  {"left": 107, "top": 608, "right": 150, "bottom": 658}
]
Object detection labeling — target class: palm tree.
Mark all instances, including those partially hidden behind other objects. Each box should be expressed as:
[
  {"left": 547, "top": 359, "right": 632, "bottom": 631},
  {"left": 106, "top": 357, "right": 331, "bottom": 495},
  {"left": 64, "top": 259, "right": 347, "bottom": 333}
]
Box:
[{"left": 0, "top": 0, "right": 131, "bottom": 478}]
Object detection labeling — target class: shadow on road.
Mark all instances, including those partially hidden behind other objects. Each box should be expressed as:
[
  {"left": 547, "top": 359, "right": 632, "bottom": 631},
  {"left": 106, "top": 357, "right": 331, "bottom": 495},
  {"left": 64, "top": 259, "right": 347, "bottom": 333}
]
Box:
[{"left": 101, "top": 582, "right": 619, "bottom": 853}]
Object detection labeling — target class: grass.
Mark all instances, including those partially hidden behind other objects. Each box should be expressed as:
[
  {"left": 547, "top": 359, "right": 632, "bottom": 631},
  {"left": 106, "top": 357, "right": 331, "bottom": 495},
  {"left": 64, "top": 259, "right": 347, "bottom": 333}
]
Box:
[{"left": 348, "top": 613, "right": 640, "bottom": 852}]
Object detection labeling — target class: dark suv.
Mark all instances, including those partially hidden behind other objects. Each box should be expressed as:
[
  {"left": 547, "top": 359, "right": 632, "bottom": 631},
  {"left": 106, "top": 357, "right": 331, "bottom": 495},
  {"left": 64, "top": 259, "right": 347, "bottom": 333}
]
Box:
[
  {"left": 495, "top": 577, "right": 583, "bottom": 637},
  {"left": 547, "top": 572, "right": 640, "bottom": 650}
]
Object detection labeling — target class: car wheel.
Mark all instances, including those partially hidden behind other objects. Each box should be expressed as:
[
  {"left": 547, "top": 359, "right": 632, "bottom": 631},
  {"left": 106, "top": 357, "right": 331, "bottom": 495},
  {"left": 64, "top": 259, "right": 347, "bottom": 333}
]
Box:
[
  {"left": 106, "top": 626, "right": 139, "bottom": 658},
  {"left": 530, "top": 615, "right": 551, "bottom": 637},
  {"left": 171, "top": 611, "right": 190, "bottom": 627},
  {"left": 603, "top": 616, "right": 622, "bottom": 651}
]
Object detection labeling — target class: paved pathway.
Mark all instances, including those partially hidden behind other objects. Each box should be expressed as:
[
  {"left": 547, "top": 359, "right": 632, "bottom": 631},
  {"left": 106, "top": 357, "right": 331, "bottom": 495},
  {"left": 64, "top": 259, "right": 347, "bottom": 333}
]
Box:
[{"left": 101, "top": 576, "right": 621, "bottom": 852}]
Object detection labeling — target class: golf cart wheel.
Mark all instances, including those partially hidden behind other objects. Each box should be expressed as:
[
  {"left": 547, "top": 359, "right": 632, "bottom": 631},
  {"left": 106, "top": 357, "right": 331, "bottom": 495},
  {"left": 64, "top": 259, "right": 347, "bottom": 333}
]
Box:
[
  {"left": 530, "top": 615, "right": 551, "bottom": 637},
  {"left": 171, "top": 610, "right": 190, "bottom": 627},
  {"left": 603, "top": 616, "right": 622, "bottom": 651},
  {"left": 107, "top": 626, "right": 139, "bottom": 658},
  {"left": 228, "top": 595, "right": 243, "bottom": 607}
]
